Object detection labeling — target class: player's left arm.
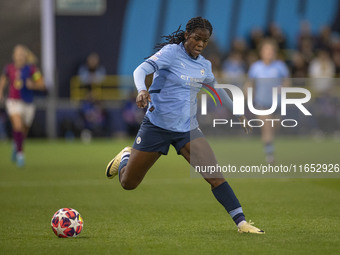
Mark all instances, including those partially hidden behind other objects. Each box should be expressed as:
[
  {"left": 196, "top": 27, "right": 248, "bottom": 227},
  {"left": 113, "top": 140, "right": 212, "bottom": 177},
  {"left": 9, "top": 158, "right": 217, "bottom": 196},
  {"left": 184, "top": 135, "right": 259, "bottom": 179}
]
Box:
[
  {"left": 205, "top": 78, "right": 252, "bottom": 134},
  {"left": 216, "top": 84, "right": 252, "bottom": 134},
  {"left": 203, "top": 60, "right": 252, "bottom": 134},
  {"left": 26, "top": 66, "right": 45, "bottom": 90}
]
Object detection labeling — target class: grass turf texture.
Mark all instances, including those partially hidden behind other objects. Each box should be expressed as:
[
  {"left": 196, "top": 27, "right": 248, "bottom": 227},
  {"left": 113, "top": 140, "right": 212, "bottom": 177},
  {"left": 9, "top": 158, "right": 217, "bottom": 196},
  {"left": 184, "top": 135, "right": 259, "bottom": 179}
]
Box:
[{"left": 0, "top": 138, "right": 339, "bottom": 255}]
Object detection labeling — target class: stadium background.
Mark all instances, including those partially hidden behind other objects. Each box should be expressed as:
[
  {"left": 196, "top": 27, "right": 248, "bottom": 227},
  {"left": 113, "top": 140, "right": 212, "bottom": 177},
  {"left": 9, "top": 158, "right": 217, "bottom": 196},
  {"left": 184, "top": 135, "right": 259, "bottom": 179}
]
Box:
[{"left": 0, "top": 0, "right": 339, "bottom": 139}]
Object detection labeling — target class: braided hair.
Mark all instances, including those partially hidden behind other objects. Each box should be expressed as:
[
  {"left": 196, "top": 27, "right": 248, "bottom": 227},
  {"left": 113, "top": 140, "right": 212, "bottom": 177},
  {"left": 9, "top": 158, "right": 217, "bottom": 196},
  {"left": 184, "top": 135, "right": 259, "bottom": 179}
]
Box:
[{"left": 154, "top": 16, "right": 213, "bottom": 51}]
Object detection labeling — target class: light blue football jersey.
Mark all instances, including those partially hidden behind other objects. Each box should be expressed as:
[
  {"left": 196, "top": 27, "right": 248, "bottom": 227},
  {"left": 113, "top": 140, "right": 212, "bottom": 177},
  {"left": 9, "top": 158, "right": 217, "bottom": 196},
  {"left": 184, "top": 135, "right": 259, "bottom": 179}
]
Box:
[
  {"left": 248, "top": 60, "right": 289, "bottom": 107},
  {"left": 144, "top": 42, "right": 215, "bottom": 132}
]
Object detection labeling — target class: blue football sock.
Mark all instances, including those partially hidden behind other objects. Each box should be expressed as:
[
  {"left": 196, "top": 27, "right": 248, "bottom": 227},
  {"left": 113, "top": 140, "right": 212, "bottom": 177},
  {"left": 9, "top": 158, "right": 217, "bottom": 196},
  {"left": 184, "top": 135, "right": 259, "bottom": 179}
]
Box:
[
  {"left": 212, "top": 181, "right": 246, "bottom": 225},
  {"left": 118, "top": 154, "right": 130, "bottom": 182}
]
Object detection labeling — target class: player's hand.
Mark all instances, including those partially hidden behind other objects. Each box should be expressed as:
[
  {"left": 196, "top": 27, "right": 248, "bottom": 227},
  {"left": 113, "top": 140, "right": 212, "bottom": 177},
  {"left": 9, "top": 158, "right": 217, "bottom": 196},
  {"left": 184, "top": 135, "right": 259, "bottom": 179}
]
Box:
[
  {"left": 0, "top": 91, "right": 3, "bottom": 102},
  {"left": 239, "top": 115, "right": 252, "bottom": 134},
  {"left": 136, "top": 90, "right": 151, "bottom": 108}
]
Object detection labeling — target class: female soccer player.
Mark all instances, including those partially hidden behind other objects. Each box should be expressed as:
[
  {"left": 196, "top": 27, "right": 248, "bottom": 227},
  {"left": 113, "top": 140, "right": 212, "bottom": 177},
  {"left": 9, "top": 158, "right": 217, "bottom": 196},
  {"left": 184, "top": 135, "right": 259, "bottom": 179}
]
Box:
[
  {"left": 106, "top": 17, "right": 264, "bottom": 234},
  {"left": 0, "top": 45, "right": 45, "bottom": 167},
  {"left": 245, "top": 39, "right": 289, "bottom": 164}
]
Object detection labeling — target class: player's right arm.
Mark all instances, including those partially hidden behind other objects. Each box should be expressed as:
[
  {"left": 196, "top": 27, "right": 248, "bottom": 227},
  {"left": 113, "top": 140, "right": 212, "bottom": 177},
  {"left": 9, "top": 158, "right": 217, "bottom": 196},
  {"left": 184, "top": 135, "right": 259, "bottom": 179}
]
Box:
[{"left": 133, "top": 62, "right": 154, "bottom": 108}]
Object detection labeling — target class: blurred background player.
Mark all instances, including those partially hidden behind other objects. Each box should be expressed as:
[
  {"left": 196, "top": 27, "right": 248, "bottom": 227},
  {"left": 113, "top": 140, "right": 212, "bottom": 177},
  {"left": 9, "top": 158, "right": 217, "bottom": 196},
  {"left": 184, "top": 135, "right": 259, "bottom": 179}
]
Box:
[
  {"left": 0, "top": 44, "right": 45, "bottom": 167},
  {"left": 245, "top": 39, "right": 290, "bottom": 164},
  {"left": 106, "top": 17, "right": 264, "bottom": 234}
]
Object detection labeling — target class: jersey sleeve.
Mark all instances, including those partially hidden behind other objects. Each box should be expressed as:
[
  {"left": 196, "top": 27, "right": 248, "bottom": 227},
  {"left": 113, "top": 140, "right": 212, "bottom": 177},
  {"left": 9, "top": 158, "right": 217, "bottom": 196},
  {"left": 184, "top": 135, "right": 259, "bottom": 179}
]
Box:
[
  {"left": 145, "top": 44, "right": 176, "bottom": 72},
  {"left": 133, "top": 61, "right": 155, "bottom": 92}
]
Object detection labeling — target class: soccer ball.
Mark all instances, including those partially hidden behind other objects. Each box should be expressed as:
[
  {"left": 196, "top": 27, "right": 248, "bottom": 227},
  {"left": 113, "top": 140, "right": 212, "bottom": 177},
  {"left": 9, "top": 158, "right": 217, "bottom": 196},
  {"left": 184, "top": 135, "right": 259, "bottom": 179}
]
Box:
[{"left": 51, "top": 208, "right": 84, "bottom": 238}]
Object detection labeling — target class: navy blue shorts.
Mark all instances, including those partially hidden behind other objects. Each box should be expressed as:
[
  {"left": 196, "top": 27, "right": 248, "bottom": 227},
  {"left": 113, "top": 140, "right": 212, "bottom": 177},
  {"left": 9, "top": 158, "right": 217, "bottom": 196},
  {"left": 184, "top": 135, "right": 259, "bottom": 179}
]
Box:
[{"left": 133, "top": 116, "right": 204, "bottom": 155}]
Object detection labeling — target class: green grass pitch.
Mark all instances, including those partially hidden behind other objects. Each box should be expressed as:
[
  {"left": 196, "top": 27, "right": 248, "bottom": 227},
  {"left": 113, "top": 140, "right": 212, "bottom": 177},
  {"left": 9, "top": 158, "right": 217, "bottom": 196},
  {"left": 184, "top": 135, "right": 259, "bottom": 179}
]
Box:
[{"left": 0, "top": 137, "right": 339, "bottom": 255}]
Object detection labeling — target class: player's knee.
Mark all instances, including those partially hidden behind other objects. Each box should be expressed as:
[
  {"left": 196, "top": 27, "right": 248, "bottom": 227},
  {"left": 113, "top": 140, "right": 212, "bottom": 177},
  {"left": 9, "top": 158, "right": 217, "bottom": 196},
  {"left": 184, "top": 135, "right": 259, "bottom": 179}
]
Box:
[
  {"left": 209, "top": 178, "right": 225, "bottom": 188},
  {"left": 120, "top": 179, "right": 139, "bottom": 190},
  {"left": 12, "top": 122, "right": 23, "bottom": 132}
]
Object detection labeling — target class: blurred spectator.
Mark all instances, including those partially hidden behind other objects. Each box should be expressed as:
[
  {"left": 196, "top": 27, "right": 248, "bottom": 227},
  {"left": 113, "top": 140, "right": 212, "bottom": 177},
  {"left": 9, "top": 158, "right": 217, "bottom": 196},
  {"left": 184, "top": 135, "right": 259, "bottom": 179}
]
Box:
[
  {"left": 290, "top": 51, "right": 308, "bottom": 87},
  {"left": 291, "top": 51, "right": 308, "bottom": 78},
  {"left": 202, "top": 37, "right": 222, "bottom": 74},
  {"left": 315, "top": 26, "right": 332, "bottom": 51},
  {"left": 265, "top": 23, "right": 287, "bottom": 49},
  {"left": 332, "top": 51, "right": 340, "bottom": 77},
  {"left": 249, "top": 27, "right": 264, "bottom": 50},
  {"left": 221, "top": 51, "right": 246, "bottom": 86},
  {"left": 78, "top": 53, "right": 106, "bottom": 89},
  {"left": 245, "top": 50, "right": 259, "bottom": 71},
  {"left": 76, "top": 53, "right": 108, "bottom": 141},
  {"left": 308, "top": 49, "right": 335, "bottom": 94},
  {"left": 202, "top": 37, "right": 221, "bottom": 58},
  {"left": 230, "top": 38, "right": 248, "bottom": 56},
  {"left": 79, "top": 94, "right": 108, "bottom": 141},
  {"left": 299, "top": 37, "right": 315, "bottom": 63},
  {"left": 297, "top": 21, "right": 314, "bottom": 50},
  {"left": 207, "top": 53, "right": 222, "bottom": 77},
  {"left": 331, "top": 37, "right": 340, "bottom": 76},
  {"left": 291, "top": 51, "right": 308, "bottom": 87}
]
